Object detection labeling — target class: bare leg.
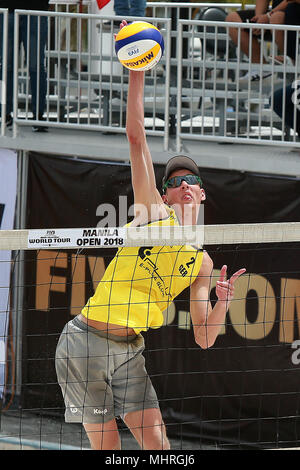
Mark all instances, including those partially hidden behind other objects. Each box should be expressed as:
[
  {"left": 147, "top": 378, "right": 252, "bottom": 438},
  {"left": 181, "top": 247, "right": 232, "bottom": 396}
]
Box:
[
  {"left": 124, "top": 408, "right": 170, "bottom": 450},
  {"left": 84, "top": 418, "right": 121, "bottom": 450},
  {"left": 226, "top": 11, "right": 262, "bottom": 63},
  {"left": 269, "top": 11, "right": 286, "bottom": 54}
]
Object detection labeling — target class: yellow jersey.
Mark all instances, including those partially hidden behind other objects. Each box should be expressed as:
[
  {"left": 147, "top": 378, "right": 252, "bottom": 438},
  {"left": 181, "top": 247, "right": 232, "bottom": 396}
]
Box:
[{"left": 81, "top": 208, "right": 203, "bottom": 334}]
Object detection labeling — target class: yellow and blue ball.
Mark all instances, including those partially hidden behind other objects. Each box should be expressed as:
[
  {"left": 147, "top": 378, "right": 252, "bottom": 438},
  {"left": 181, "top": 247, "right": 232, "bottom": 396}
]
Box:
[{"left": 115, "top": 21, "right": 164, "bottom": 72}]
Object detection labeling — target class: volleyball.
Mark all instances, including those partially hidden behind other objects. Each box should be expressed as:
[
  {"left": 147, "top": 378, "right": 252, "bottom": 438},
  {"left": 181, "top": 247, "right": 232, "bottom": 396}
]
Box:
[{"left": 115, "top": 21, "right": 164, "bottom": 72}]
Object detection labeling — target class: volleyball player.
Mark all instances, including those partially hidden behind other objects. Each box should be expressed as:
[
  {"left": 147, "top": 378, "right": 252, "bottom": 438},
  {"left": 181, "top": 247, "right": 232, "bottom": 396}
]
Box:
[{"left": 55, "top": 20, "right": 246, "bottom": 451}]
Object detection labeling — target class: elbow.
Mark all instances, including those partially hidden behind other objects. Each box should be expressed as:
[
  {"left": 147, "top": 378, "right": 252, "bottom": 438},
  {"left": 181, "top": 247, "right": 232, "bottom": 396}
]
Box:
[
  {"left": 126, "top": 122, "right": 145, "bottom": 145},
  {"left": 126, "top": 128, "right": 140, "bottom": 145},
  {"left": 195, "top": 335, "right": 215, "bottom": 349},
  {"left": 194, "top": 322, "right": 217, "bottom": 349}
]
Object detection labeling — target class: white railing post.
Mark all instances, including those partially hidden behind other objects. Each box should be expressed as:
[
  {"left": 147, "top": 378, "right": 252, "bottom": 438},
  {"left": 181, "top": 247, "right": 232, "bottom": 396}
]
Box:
[
  {"left": 1, "top": 9, "right": 8, "bottom": 137},
  {"left": 176, "top": 20, "right": 183, "bottom": 153},
  {"left": 12, "top": 10, "right": 20, "bottom": 138}
]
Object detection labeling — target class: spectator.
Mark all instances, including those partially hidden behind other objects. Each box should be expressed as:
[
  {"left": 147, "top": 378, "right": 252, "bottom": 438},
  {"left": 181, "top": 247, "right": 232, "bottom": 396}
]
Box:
[
  {"left": 274, "top": 0, "right": 300, "bottom": 64},
  {"left": 226, "top": 0, "right": 288, "bottom": 82},
  {"left": 0, "top": 1, "right": 49, "bottom": 131},
  {"left": 272, "top": 80, "right": 300, "bottom": 135},
  {"left": 114, "top": 0, "right": 146, "bottom": 18}
]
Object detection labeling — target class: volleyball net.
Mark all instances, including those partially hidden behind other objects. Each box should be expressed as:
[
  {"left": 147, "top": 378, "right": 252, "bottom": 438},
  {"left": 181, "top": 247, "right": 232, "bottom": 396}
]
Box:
[{"left": 1, "top": 222, "right": 300, "bottom": 450}]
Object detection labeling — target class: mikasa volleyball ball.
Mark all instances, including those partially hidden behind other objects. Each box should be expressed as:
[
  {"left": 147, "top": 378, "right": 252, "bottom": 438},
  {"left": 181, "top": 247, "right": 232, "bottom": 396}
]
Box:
[{"left": 115, "top": 21, "right": 164, "bottom": 71}]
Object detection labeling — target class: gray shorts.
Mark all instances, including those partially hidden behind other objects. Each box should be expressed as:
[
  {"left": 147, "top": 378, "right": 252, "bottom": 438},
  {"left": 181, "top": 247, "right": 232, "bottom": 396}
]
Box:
[{"left": 55, "top": 316, "right": 159, "bottom": 424}]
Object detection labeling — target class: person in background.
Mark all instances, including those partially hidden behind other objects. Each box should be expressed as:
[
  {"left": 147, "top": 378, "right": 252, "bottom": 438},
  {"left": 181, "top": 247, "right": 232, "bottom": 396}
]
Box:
[
  {"left": 0, "top": 1, "right": 49, "bottom": 131},
  {"left": 275, "top": 0, "right": 300, "bottom": 64},
  {"left": 226, "top": 0, "right": 288, "bottom": 82},
  {"left": 272, "top": 80, "right": 300, "bottom": 135},
  {"left": 114, "top": 0, "right": 146, "bottom": 18}
]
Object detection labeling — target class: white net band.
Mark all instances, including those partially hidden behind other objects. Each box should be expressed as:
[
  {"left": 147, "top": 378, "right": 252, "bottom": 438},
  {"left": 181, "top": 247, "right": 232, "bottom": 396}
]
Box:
[{"left": 1, "top": 222, "right": 300, "bottom": 250}]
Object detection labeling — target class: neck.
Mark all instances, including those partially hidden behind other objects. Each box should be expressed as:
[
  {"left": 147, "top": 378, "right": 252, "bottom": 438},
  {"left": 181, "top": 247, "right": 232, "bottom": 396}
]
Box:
[{"left": 173, "top": 203, "right": 200, "bottom": 225}]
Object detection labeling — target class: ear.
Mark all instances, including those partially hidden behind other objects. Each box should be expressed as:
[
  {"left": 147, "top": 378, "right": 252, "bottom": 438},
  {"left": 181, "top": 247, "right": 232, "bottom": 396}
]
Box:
[
  {"left": 162, "top": 194, "right": 168, "bottom": 204},
  {"left": 200, "top": 188, "right": 206, "bottom": 201}
]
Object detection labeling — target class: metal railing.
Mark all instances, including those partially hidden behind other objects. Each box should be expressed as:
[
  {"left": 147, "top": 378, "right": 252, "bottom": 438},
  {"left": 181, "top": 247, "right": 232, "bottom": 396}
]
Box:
[
  {"left": 11, "top": 9, "right": 171, "bottom": 147},
  {"left": 176, "top": 19, "right": 300, "bottom": 149},
  {"left": 50, "top": 0, "right": 94, "bottom": 13},
  {"left": 0, "top": 3, "right": 299, "bottom": 150},
  {"left": 0, "top": 9, "right": 8, "bottom": 137}
]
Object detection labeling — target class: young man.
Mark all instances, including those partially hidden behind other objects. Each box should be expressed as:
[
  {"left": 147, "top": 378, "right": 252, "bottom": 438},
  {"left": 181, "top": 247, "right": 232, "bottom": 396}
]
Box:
[
  {"left": 55, "top": 21, "right": 246, "bottom": 451},
  {"left": 0, "top": 1, "right": 49, "bottom": 131}
]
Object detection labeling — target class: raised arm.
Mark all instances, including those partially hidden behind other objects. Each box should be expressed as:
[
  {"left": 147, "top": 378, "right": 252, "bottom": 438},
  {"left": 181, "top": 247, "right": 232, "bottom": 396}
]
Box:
[
  {"left": 126, "top": 69, "right": 168, "bottom": 223},
  {"left": 190, "top": 253, "right": 246, "bottom": 349}
]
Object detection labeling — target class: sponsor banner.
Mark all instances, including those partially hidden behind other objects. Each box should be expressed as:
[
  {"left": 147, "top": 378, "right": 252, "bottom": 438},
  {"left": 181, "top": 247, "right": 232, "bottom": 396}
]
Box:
[
  {"left": 0, "top": 149, "right": 17, "bottom": 400},
  {"left": 27, "top": 227, "right": 126, "bottom": 249},
  {"left": 27, "top": 226, "right": 204, "bottom": 249}
]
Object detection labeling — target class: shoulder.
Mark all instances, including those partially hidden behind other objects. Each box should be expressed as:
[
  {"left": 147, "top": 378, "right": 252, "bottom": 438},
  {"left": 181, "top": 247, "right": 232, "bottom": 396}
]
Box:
[{"left": 200, "top": 250, "right": 213, "bottom": 273}]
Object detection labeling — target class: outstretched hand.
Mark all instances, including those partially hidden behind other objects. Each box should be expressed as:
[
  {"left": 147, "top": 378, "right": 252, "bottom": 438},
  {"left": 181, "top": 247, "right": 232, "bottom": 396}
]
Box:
[{"left": 215, "top": 265, "right": 246, "bottom": 303}]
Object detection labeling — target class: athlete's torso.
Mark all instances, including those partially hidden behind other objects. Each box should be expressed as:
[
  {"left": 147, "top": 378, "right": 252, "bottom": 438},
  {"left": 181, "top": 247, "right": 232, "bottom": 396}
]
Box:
[{"left": 81, "top": 208, "right": 204, "bottom": 334}]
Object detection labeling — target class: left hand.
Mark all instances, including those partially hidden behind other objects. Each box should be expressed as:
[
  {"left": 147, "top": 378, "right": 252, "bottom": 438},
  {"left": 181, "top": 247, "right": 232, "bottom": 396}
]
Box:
[
  {"left": 114, "top": 19, "right": 127, "bottom": 40},
  {"left": 251, "top": 13, "right": 269, "bottom": 35},
  {"left": 215, "top": 265, "right": 246, "bottom": 303}
]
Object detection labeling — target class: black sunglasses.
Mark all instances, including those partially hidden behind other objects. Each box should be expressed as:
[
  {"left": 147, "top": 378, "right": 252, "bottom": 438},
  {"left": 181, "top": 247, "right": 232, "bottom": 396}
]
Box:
[{"left": 163, "top": 174, "right": 202, "bottom": 191}]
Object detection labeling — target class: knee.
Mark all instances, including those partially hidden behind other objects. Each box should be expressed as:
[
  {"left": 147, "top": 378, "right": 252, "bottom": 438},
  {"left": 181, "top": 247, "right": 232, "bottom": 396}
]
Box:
[
  {"left": 226, "top": 11, "right": 240, "bottom": 23},
  {"left": 89, "top": 438, "right": 120, "bottom": 451},
  {"left": 142, "top": 424, "right": 170, "bottom": 450},
  {"left": 226, "top": 12, "right": 241, "bottom": 39},
  {"left": 269, "top": 11, "right": 285, "bottom": 24},
  {"left": 143, "top": 432, "right": 170, "bottom": 450},
  {"left": 84, "top": 421, "right": 121, "bottom": 451}
]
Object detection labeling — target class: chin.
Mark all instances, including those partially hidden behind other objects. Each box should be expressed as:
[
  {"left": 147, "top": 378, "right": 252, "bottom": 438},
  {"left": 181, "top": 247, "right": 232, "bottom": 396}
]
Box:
[{"left": 182, "top": 200, "right": 195, "bottom": 205}]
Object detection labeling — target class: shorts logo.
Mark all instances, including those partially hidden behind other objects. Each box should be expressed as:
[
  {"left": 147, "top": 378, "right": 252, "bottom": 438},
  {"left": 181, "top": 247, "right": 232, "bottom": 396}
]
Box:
[
  {"left": 68, "top": 402, "right": 82, "bottom": 414},
  {"left": 94, "top": 408, "right": 108, "bottom": 415}
]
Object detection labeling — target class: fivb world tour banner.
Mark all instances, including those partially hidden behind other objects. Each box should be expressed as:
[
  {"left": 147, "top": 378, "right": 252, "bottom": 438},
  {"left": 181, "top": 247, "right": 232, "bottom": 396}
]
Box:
[
  {"left": 23, "top": 151, "right": 300, "bottom": 448},
  {"left": 0, "top": 149, "right": 17, "bottom": 400}
]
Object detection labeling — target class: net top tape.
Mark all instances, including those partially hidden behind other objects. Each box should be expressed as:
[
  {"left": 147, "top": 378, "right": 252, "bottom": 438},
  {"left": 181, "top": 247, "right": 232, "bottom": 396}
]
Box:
[{"left": 0, "top": 223, "right": 300, "bottom": 250}]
